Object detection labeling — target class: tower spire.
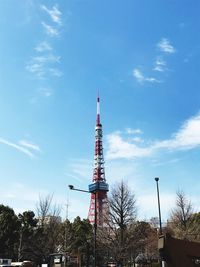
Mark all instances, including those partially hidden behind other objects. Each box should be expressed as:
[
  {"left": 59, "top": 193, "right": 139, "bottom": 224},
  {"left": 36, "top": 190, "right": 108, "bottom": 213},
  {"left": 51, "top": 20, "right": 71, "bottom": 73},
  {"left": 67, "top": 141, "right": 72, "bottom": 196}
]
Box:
[
  {"left": 88, "top": 96, "right": 109, "bottom": 226},
  {"left": 96, "top": 95, "right": 100, "bottom": 126}
]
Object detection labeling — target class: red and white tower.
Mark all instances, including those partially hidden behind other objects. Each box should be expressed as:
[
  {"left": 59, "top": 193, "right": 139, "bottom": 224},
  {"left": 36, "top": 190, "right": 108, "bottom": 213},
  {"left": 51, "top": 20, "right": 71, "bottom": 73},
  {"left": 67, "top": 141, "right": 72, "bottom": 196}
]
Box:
[{"left": 88, "top": 96, "right": 109, "bottom": 226}]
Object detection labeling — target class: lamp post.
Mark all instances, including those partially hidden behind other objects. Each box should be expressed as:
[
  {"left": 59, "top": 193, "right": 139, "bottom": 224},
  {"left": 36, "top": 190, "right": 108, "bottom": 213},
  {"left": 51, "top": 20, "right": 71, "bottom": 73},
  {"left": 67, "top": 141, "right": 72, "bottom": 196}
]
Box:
[
  {"left": 155, "top": 177, "right": 163, "bottom": 235},
  {"left": 155, "top": 178, "right": 164, "bottom": 267},
  {"left": 68, "top": 185, "right": 97, "bottom": 267}
]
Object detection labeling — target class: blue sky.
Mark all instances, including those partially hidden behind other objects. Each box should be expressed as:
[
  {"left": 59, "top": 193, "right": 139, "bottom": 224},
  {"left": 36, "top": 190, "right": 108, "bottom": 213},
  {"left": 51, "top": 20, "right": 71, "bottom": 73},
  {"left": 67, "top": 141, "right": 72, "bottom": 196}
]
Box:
[{"left": 1, "top": 0, "right": 200, "bottom": 222}]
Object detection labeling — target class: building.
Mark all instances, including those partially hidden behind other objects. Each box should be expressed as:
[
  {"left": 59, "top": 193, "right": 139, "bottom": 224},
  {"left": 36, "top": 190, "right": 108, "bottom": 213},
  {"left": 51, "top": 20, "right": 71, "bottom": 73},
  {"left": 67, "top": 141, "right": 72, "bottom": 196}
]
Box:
[{"left": 38, "top": 215, "right": 62, "bottom": 226}]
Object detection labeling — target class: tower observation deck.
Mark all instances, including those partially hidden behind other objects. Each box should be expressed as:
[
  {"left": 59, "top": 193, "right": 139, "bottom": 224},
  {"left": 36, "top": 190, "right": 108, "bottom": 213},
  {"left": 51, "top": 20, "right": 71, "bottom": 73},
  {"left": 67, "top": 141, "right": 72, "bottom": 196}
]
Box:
[{"left": 88, "top": 96, "right": 109, "bottom": 226}]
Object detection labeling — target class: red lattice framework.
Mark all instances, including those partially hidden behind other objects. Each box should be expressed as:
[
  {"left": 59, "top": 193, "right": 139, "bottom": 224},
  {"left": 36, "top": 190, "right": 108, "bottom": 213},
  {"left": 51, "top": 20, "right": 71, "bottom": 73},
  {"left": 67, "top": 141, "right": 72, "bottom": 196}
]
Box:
[{"left": 88, "top": 96, "right": 109, "bottom": 226}]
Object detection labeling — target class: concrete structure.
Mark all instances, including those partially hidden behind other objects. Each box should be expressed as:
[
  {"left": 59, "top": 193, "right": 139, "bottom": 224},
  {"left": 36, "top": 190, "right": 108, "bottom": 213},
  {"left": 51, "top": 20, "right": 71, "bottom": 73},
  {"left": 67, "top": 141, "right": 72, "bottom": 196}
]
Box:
[{"left": 159, "top": 233, "right": 200, "bottom": 266}]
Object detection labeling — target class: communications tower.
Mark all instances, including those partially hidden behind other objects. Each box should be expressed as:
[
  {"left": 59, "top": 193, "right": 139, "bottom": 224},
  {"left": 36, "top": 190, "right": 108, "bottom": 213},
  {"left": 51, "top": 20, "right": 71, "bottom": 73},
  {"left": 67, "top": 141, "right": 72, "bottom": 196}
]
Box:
[{"left": 88, "top": 96, "right": 109, "bottom": 226}]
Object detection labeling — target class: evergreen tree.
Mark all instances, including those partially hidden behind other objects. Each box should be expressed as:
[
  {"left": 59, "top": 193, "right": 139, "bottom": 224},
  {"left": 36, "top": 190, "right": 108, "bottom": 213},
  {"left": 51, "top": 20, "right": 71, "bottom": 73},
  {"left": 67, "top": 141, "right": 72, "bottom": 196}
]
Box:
[
  {"left": 0, "top": 204, "right": 20, "bottom": 259},
  {"left": 70, "top": 217, "right": 93, "bottom": 267},
  {"left": 17, "top": 211, "right": 38, "bottom": 261}
]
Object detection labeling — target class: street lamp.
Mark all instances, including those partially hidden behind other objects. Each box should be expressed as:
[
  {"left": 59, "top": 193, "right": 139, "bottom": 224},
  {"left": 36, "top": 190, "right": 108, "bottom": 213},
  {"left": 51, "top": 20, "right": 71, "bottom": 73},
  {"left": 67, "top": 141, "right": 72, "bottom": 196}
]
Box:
[
  {"left": 155, "top": 177, "right": 163, "bottom": 235},
  {"left": 68, "top": 185, "right": 97, "bottom": 267}
]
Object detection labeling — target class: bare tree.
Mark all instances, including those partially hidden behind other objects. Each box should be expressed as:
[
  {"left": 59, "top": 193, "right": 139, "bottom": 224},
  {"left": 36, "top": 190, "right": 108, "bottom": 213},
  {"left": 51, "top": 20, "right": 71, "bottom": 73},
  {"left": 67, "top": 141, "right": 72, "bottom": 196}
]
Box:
[
  {"left": 99, "top": 180, "right": 137, "bottom": 266},
  {"left": 169, "top": 190, "right": 193, "bottom": 239},
  {"left": 128, "top": 221, "right": 158, "bottom": 266},
  {"left": 188, "top": 212, "right": 200, "bottom": 241},
  {"left": 37, "top": 193, "right": 61, "bottom": 227},
  {"left": 149, "top": 217, "right": 159, "bottom": 229},
  {"left": 35, "top": 194, "right": 62, "bottom": 262},
  {"left": 109, "top": 180, "right": 137, "bottom": 229},
  {"left": 37, "top": 194, "right": 52, "bottom": 225}
]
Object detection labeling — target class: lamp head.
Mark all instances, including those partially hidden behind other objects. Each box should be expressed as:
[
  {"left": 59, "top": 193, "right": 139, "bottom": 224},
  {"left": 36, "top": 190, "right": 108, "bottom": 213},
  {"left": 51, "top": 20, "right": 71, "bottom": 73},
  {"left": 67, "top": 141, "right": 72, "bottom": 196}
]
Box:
[
  {"left": 155, "top": 177, "right": 159, "bottom": 182},
  {"left": 68, "top": 185, "right": 74, "bottom": 190}
]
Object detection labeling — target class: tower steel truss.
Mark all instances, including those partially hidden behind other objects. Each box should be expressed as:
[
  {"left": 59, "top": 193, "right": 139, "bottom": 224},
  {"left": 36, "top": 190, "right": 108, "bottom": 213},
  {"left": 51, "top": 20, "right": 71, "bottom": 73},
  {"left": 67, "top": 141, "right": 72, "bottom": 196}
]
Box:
[{"left": 88, "top": 96, "right": 109, "bottom": 226}]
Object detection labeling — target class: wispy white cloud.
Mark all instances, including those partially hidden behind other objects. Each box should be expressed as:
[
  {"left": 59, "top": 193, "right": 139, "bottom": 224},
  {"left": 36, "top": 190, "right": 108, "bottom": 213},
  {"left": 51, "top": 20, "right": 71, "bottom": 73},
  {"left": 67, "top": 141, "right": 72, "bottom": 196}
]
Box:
[
  {"left": 154, "top": 57, "right": 167, "bottom": 72},
  {"left": 138, "top": 192, "right": 175, "bottom": 220},
  {"left": 26, "top": 4, "right": 64, "bottom": 84},
  {"left": 126, "top": 128, "right": 143, "bottom": 135},
  {"left": 0, "top": 137, "right": 40, "bottom": 158},
  {"left": 35, "top": 41, "right": 52, "bottom": 52},
  {"left": 18, "top": 140, "right": 41, "bottom": 152},
  {"left": 106, "top": 133, "right": 153, "bottom": 160},
  {"left": 66, "top": 174, "right": 83, "bottom": 183},
  {"left": 66, "top": 159, "right": 92, "bottom": 182},
  {"left": 133, "top": 69, "right": 143, "bottom": 82},
  {"left": 151, "top": 157, "right": 181, "bottom": 167},
  {"left": 68, "top": 195, "right": 90, "bottom": 221},
  {"left": 26, "top": 54, "right": 61, "bottom": 79},
  {"left": 29, "top": 88, "right": 53, "bottom": 104},
  {"left": 106, "top": 112, "right": 200, "bottom": 160},
  {"left": 133, "top": 39, "right": 175, "bottom": 85},
  {"left": 26, "top": 62, "right": 44, "bottom": 78},
  {"left": 1, "top": 182, "right": 48, "bottom": 215},
  {"left": 155, "top": 112, "right": 200, "bottom": 150},
  {"left": 41, "top": 4, "right": 62, "bottom": 25},
  {"left": 38, "top": 87, "right": 53, "bottom": 97},
  {"left": 125, "top": 128, "right": 144, "bottom": 143},
  {"left": 49, "top": 68, "right": 63, "bottom": 77},
  {"left": 12, "top": 182, "right": 26, "bottom": 189},
  {"left": 42, "top": 22, "right": 59, "bottom": 37},
  {"left": 132, "top": 137, "right": 144, "bottom": 143},
  {"left": 32, "top": 55, "right": 60, "bottom": 63},
  {"left": 157, "top": 38, "right": 176, "bottom": 54},
  {"left": 133, "top": 68, "right": 159, "bottom": 84}
]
